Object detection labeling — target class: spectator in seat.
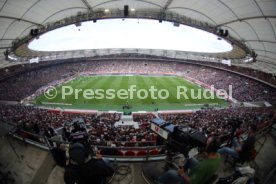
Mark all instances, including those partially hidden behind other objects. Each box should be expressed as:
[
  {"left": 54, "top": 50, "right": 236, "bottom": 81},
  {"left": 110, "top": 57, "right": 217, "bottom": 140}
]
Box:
[
  {"left": 157, "top": 137, "right": 221, "bottom": 184},
  {"left": 64, "top": 143, "right": 114, "bottom": 184},
  {"left": 218, "top": 123, "right": 257, "bottom": 161}
]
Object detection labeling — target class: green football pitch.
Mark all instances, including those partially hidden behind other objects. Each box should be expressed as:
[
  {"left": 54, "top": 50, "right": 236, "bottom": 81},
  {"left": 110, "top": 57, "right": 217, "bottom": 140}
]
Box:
[{"left": 35, "top": 75, "right": 228, "bottom": 111}]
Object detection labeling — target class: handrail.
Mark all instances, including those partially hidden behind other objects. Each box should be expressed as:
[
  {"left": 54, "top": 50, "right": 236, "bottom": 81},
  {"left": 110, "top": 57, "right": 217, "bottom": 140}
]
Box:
[
  {"left": 10, "top": 128, "right": 167, "bottom": 162},
  {"left": 8, "top": 120, "right": 275, "bottom": 162}
]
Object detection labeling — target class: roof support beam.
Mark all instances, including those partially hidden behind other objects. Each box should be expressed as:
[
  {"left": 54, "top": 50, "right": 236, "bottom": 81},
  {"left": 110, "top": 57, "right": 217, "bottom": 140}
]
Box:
[
  {"left": 167, "top": 7, "right": 218, "bottom": 25},
  {"left": 20, "top": 0, "right": 41, "bottom": 20},
  {"left": 268, "top": 19, "right": 276, "bottom": 40},
  {"left": 243, "top": 20, "right": 266, "bottom": 51},
  {"left": 19, "top": 25, "right": 37, "bottom": 37},
  {"left": 245, "top": 40, "right": 276, "bottom": 44},
  {"left": 223, "top": 26, "right": 243, "bottom": 40},
  {"left": 81, "top": 0, "right": 92, "bottom": 11},
  {"left": 0, "top": 15, "right": 42, "bottom": 26},
  {"left": 163, "top": 0, "right": 173, "bottom": 11},
  {"left": 0, "top": 46, "right": 10, "bottom": 49},
  {"left": 217, "top": 0, "right": 240, "bottom": 20},
  {"left": 257, "top": 55, "right": 276, "bottom": 61},
  {"left": 132, "top": 1, "right": 163, "bottom": 8},
  {"left": 1, "top": 20, "right": 17, "bottom": 39},
  {"left": 41, "top": 7, "right": 87, "bottom": 24},
  {"left": 252, "top": 0, "right": 265, "bottom": 18},
  {"left": 218, "top": 16, "right": 276, "bottom": 26},
  {"left": 0, "top": 0, "right": 8, "bottom": 12},
  {"left": 254, "top": 49, "right": 276, "bottom": 56},
  {"left": 0, "top": 38, "right": 15, "bottom": 41},
  {"left": 257, "top": 59, "right": 276, "bottom": 68},
  {"left": 257, "top": 58, "right": 276, "bottom": 68}
]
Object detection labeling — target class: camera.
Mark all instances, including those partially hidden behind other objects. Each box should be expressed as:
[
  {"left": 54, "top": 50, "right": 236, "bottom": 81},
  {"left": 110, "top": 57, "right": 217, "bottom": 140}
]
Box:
[
  {"left": 64, "top": 118, "right": 95, "bottom": 156},
  {"left": 141, "top": 118, "right": 208, "bottom": 183},
  {"left": 169, "top": 124, "right": 208, "bottom": 154},
  {"left": 150, "top": 118, "right": 207, "bottom": 155}
]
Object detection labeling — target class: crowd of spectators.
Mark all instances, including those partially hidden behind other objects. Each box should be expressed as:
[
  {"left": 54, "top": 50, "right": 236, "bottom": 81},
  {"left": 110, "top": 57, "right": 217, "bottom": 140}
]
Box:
[
  {"left": 0, "top": 60, "right": 175, "bottom": 101},
  {"left": 172, "top": 63, "right": 276, "bottom": 105},
  {"left": 0, "top": 104, "right": 274, "bottom": 148},
  {"left": 0, "top": 64, "right": 77, "bottom": 100},
  {"left": 2, "top": 55, "right": 275, "bottom": 86},
  {"left": 0, "top": 104, "right": 159, "bottom": 147},
  {"left": 159, "top": 107, "right": 275, "bottom": 139},
  {"left": 133, "top": 113, "right": 156, "bottom": 125},
  {"left": 0, "top": 59, "right": 275, "bottom": 105},
  {"left": 88, "top": 113, "right": 158, "bottom": 147},
  {"left": 190, "top": 60, "right": 276, "bottom": 85},
  {"left": 0, "top": 57, "right": 275, "bottom": 149},
  {"left": 0, "top": 104, "right": 96, "bottom": 135}
]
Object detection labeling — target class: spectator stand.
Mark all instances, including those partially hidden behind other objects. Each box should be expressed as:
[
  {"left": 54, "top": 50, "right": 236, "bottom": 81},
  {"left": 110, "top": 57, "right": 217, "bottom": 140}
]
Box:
[
  {"left": 1, "top": 59, "right": 276, "bottom": 106},
  {"left": 223, "top": 120, "right": 276, "bottom": 172},
  {"left": 2, "top": 103, "right": 275, "bottom": 165}
]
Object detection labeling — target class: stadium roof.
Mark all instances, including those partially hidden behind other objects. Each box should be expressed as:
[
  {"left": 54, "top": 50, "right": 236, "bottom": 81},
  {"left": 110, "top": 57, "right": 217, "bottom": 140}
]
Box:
[{"left": 0, "top": 0, "right": 276, "bottom": 74}]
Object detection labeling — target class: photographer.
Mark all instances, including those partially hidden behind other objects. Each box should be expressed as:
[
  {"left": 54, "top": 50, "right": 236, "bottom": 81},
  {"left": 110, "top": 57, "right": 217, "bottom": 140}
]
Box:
[
  {"left": 156, "top": 137, "right": 221, "bottom": 184},
  {"left": 218, "top": 123, "right": 257, "bottom": 160},
  {"left": 64, "top": 143, "right": 114, "bottom": 184}
]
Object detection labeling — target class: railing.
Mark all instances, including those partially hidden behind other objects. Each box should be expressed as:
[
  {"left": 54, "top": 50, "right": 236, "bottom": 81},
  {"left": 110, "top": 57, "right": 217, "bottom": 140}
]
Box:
[
  {"left": 6, "top": 113, "right": 275, "bottom": 163},
  {"left": 96, "top": 145, "right": 166, "bottom": 162},
  {"left": 10, "top": 128, "right": 167, "bottom": 162}
]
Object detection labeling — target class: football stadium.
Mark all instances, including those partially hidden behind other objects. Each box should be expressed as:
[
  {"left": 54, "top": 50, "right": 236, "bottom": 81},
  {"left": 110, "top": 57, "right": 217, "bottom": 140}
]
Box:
[{"left": 0, "top": 1, "right": 276, "bottom": 184}]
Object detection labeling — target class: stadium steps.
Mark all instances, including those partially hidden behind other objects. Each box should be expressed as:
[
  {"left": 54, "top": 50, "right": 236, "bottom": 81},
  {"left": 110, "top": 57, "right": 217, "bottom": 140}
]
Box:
[{"left": 31, "top": 152, "right": 56, "bottom": 184}]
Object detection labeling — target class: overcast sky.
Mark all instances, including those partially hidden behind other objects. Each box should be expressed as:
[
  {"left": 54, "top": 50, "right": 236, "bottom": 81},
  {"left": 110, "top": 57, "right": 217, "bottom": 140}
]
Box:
[{"left": 29, "top": 19, "right": 232, "bottom": 53}]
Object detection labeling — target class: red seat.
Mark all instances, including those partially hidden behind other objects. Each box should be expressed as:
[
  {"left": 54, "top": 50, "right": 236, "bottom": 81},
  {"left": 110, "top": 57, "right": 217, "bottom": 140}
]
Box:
[
  {"left": 136, "top": 150, "right": 147, "bottom": 156},
  {"left": 149, "top": 149, "right": 159, "bottom": 155},
  {"left": 125, "top": 150, "right": 135, "bottom": 156},
  {"left": 116, "top": 150, "right": 124, "bottom": 156}
]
